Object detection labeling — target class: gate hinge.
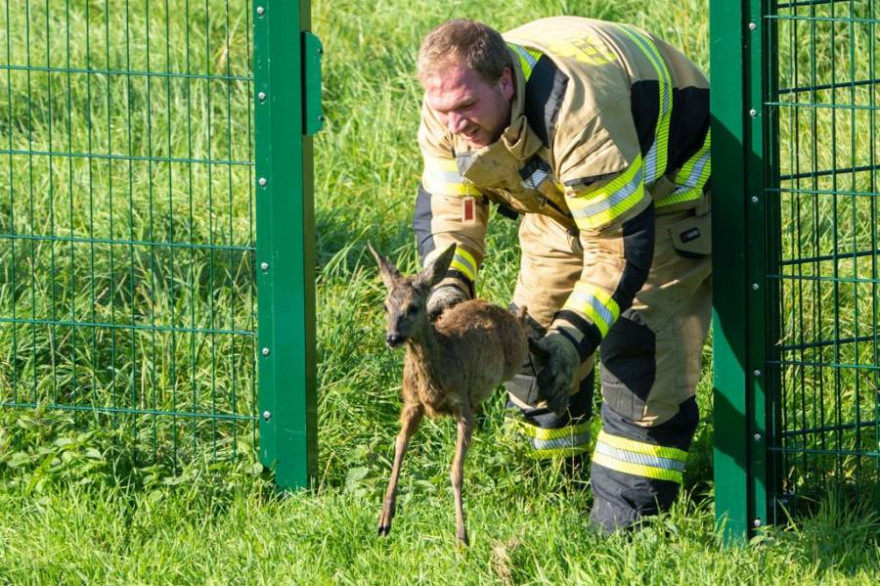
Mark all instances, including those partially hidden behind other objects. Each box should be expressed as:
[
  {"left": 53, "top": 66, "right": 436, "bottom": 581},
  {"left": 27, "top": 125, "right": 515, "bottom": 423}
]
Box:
[{"left": 302, "top": 31, "right": 324, "bottom": 136}]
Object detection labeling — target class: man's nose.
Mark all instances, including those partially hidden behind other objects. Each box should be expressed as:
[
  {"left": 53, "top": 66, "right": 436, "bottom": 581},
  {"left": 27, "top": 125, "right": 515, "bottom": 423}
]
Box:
[{"left": 447, "top": 111, "right": 468, "bottom": 134}]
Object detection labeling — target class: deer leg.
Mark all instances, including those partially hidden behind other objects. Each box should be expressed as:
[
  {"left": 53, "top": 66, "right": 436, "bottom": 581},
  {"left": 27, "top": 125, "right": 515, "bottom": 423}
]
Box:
[
  {"left": 378, "top": 403, "right": 424, "bottom": 537},
  {"left": 451, "top": 405, "right": 475, "bottom": 548}
]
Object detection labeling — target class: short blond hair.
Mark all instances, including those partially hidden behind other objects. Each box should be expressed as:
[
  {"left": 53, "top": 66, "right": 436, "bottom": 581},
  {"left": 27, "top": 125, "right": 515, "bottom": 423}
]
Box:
[{"left": 417, "top": 19, "right": 512, "bottom": 83}]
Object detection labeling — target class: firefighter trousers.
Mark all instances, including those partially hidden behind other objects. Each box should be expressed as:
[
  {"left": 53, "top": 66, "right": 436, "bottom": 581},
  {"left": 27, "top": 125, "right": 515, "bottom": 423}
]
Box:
[{"left": 504, "top": 203, "right": 712, "bottom": 532}]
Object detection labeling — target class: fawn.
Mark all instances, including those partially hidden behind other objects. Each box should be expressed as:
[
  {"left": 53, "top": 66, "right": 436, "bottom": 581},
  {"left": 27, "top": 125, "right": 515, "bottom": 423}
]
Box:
[{"left": 369, "top": 243, "right": 530, "bottom": 547}]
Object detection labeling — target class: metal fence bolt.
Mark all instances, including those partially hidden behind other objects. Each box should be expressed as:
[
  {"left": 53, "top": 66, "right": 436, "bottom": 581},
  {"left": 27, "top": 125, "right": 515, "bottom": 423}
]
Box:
[
  {"left": 262, "top": 347, "right": 270, "bottom": 356},
  {"left": 749, "top": 108, "right": 758, "bottom": 118},
  {"left": 258, "top": 92, "right": 267, "bottom": 102},
  {"left": 754, "top": 433, "right": 762, "bottom": 441},
  {"left": 752, "top": 283, "right": 760, "bottom": 290},
  {"left": 256, "top": 6, "right": 265, "bottom": 17},
  {"left": 751, "top": 195, "right": 759, "bottom": 203},
  {"left": 258, "top": 177, "right": 267, "bottom": 187},
  {"left": 754, "top": 369, "right": 762, "bottom": 377},
  {"left": 263, "top": 411, "right": 272, "bottom": 421},
  {"left": 260, "top": 262, "right": 269, "bottom": 272},
  {"left": 749, "top": 22, "right": 757, "bottom": 31},
  {"left": 753, "top": 518, "right": 762, "bottom": 528}
]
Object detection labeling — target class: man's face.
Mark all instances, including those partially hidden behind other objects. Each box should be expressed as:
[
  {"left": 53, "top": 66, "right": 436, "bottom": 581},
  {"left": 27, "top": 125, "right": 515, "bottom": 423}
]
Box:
[{"left": 423, "top": 61, "right": 514, "bottom": 149}]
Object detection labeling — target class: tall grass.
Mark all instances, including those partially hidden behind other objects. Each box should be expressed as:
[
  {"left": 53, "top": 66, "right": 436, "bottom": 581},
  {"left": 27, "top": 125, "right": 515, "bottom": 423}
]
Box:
[
  {"left": 0, "top": 0, "right": 257, "bottom": 464},
  {"left": 0, "top": 0, "right": 879, "bottom": 583}
]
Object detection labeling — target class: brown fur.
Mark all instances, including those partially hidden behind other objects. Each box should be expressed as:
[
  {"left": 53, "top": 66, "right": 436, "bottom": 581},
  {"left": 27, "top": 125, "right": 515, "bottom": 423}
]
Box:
[{"left": 369, "top": 243, "right": 529, "bottom": 547}]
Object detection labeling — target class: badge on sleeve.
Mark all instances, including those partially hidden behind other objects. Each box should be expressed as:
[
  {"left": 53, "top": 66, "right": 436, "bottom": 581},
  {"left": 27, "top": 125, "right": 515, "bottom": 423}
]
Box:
[{"left": 462, "top": 197, "right": 476, "bottom": 224}]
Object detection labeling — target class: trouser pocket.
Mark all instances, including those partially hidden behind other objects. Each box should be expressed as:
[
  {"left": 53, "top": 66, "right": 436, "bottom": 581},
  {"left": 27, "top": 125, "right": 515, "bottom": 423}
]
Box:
[{"left": 666, "top": 207, "right": 711, "bottom": 259}]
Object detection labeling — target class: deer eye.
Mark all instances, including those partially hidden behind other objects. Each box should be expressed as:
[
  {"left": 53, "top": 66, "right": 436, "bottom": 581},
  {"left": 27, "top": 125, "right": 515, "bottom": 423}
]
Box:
[{"left": 406, "top": 304, "right": 418, "bottom": 315}]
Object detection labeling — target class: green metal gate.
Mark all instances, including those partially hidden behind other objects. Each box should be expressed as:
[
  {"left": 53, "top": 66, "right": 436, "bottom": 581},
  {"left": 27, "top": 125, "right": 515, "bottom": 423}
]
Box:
[
  {"left": 0, "top": 0, "right": 319, "bottom": 486},
  {"left": 713, "top": 0, "right": 880, "bottom": 539}
]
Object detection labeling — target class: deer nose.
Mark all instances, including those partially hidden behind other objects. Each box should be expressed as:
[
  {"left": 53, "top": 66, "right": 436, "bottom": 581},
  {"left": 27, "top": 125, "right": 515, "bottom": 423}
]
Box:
[{"left": 386, "top": 334, "right": 405, "bottom": 348}]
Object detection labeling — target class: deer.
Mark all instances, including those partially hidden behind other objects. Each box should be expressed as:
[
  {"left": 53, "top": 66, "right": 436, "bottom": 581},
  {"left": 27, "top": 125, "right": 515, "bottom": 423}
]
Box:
[{"left": 368, "top": 243, "right": 530, "bottom": 548}]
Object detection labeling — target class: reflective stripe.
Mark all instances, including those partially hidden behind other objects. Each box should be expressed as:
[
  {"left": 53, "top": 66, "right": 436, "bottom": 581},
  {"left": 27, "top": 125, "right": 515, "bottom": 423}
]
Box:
[
  {"left": 567, "top": 155, "right": 645, "bottom": 230},
  {"left": 615, "top": 25, "right": 672, "bottom": 185},
  {"left": 592, "top": 430, "right": 687, "bottom": 483},
  {"left": 450, "top": 246, "right": 477, "bottom": 281},
  {"left": 508, "top": 419, "right": 591, "bottom": 459},
  {"left": 597, "top": 430, "right": 688, "bottom": 461},
  {"left": 658, "top": 129, "right": 712, "bottom": 208},
  {"left": 672, "top": 129, "right": 712, "bottom": 187},
  {"left": 594, "top": 442, "right": 685, "bottom": 473},
  {"left": 510, "top": 419, "right": 591, "bottom": 441},
  {"left": 531, "top": 446, "right": 590, "bottom": 459},
  {"left": 522, "top": 165, "right": 549, "bottom": 190},
  {"left": 562, "top": 283, "right": 620, "bottom": 338},
  {"left": 592, "top": 452, "right": 682, "bottom": 483},
  {"left": 532, "top": 433, "right": 592, "bottom": 451},
  {"left": 422, "top": 156, "right": 481, "bottom": 197},
  {"left": 509, "top": 43, "right": 542, "bottom": 81}
]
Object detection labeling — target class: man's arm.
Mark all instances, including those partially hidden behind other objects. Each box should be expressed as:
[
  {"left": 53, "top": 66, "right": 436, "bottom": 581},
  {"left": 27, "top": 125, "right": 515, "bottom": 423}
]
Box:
[
  {"left": 414, "top": 103, "right": 490, "bottom": 317},
  {"left": 533, "top": 102, "right": 653, "bottom": 411}
]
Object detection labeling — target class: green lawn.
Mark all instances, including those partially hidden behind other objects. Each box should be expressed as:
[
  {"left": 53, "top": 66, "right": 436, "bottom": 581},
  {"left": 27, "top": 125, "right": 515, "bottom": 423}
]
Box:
[{"left": 1, "top": 0, "right": 879, "bottom": 583}]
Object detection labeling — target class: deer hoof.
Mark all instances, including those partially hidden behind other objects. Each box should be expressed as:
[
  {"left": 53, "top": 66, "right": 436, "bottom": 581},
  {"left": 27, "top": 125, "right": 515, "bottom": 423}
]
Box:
[{"left": 378, "top": 524, "right": 391, "bottom": 537}]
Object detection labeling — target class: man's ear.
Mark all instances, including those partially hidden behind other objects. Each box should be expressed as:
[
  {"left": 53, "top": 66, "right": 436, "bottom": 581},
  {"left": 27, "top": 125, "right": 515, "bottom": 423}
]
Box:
[
  {"left": 368, "top": 243, "right": 401, "bottom": 289},
  {"left": 499, "top": 66, "right": 515, "bottom": 102},
  {"left": 415, "top": 244, "right": 456, "bottom": 290}
]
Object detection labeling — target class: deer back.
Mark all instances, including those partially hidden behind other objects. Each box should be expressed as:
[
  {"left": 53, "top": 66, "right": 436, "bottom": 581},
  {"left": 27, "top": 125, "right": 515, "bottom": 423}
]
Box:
[{"left": 431, "top": 300, "right": 529, "bottom": 406}]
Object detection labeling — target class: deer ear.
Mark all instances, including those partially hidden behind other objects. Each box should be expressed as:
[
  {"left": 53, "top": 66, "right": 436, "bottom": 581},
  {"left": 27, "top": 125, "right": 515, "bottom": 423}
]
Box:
[
  {"left": 368, "top": 243, "right": 401, "bottom": 289},
  {"left": 416, "top": 244, "right": 456, "bottom": 290}
]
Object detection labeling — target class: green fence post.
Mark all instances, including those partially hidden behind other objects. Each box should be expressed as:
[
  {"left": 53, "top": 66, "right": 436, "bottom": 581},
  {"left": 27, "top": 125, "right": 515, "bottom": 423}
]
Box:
[
  {"left": 710, "top": 0, "right": 751, "bottom": 542},
  {"left": 255, "top": 0, "right": 322, "bottom": 489},
  {"left": 744, "top": 0, "right": 771, "bottom": 535}
]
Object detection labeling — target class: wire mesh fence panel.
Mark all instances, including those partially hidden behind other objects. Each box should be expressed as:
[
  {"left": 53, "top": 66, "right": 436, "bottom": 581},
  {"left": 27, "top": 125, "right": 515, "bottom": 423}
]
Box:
[
  {"left": 0, "top": 0, "right": 257, "bottom": 465},
  {"left": 768, "top": 0, "right": 880, "bottom": 517}
]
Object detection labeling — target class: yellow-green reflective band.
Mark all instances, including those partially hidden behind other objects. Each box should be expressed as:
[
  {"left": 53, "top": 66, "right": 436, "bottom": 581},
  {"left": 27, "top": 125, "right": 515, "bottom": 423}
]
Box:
[
  {"left": 509, "top": 44, "right": 542, "bottom": 81},
  {"left": 450, "top": 246, "right": 477, "bottom": 281},
  {"left": 568, "top": 156, "right": 645, "bottom": 230},
  {"left": 659, "top": 130, "right": 712, "bottom": 208},
  {"left": 592, "top": 451, "right": 682, "bottom": 483},
  {"left": 656, "top": 185, "right": 704, "bottom": 208},
  {"left": 597, "top": 430, "right": 688, "bottom": 462},
  {"left": 507, "top": 419, "right": 592, "bottom": 460},
  {"left": 422, "top": 157, "right": 482, "bottom": 197},
  {"left": 529, "top": 445, "right": 590, "bottom": 460},
  {"left": 562, "top": 282, "right": 620, "bottom": 337},
  {"left": 672, "top": 129, "right": 712, "bottom": 186},
  {"left": 595, "top": 441, "right": 685, "bottom": 472},
  {"left": 615, "top": 25, "right": 672, "bottom": 185},
  {"left": 509, "top": 418, "right": 591, "bottom": 441}
]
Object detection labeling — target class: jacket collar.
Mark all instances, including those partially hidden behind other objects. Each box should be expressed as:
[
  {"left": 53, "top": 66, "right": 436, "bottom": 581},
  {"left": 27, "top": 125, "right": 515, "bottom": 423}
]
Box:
[{"left": 455, "top": 49, "right": 543, "bottom": 183}]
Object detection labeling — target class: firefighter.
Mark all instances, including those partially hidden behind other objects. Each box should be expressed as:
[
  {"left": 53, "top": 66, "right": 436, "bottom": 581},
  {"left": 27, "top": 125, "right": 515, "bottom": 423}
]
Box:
[{"left": 412, "top": 17, "right": 711, "bottom": 532}]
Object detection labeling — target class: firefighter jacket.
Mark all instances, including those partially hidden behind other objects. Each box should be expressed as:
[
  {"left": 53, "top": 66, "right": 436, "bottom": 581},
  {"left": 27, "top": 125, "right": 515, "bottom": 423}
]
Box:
[{"left": 414, "top": 16, "right": 711, "bottom": 362}]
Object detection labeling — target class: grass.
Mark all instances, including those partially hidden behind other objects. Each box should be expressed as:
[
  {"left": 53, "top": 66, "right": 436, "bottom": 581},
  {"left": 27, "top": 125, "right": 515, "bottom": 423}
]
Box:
[{"left": 0, "top": 0, "right": 879, "bottom": 583}]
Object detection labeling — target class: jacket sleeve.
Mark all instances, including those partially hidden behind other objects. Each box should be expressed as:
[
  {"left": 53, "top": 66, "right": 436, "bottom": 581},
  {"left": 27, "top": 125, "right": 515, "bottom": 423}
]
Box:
[
  {"left": 549, "top": 97, "right": 655, "bottom": 361},
  {"left": 413, "top": 101, "right": 489, "bottom": 299}
]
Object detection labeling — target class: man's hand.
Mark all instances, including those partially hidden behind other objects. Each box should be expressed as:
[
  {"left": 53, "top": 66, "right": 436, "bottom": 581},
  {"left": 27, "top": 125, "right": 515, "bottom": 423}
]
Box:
[
  {"left": 528, "top": 332, "right": 579, "bottom": 415},
  {"left": 427, "top": 284, "right": 468, "bottom": 320}
]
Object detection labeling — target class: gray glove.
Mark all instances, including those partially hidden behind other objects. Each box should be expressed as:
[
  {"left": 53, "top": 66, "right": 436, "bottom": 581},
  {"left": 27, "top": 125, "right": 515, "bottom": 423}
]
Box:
[
  {"left": 528, "top": 331, "right": 578, "bottom": 415},
  {"left": 427, "top": 284, "right": 468, "bottom": 320}
]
